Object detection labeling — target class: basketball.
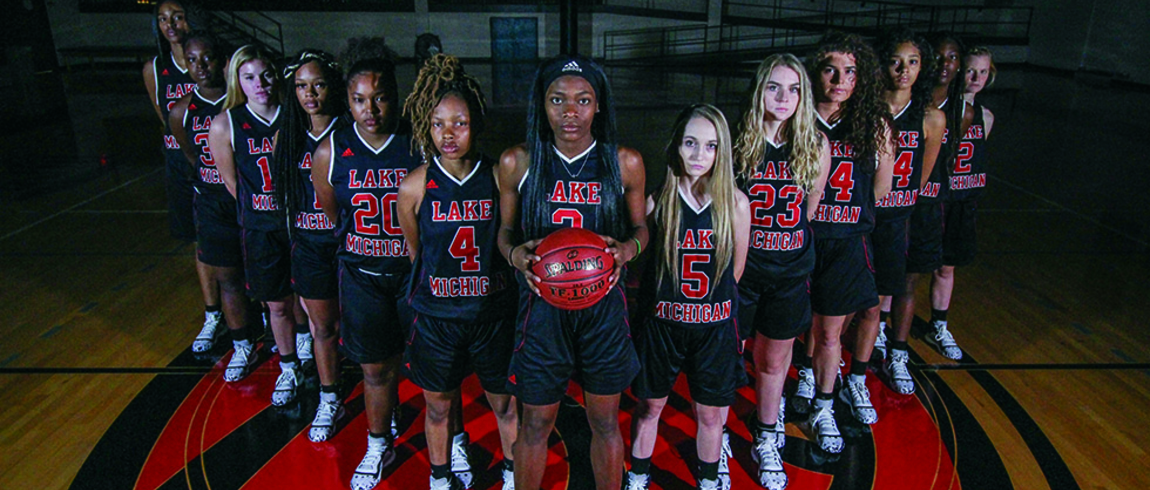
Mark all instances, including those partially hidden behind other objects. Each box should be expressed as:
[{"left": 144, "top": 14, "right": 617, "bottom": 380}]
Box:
[{"left": 531, "top": 228, "right": 615, "bottom": 310}]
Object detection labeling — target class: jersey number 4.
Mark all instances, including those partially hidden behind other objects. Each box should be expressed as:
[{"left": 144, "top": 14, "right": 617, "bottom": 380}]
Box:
[
  {"left": 893, "top": 151, "right": 914, "bottom": 188},
  {"left": 449, "top": 226, "right": 481, "bottom": 272},
  {"left": 351, "top": 193, "right": 402, "bottom": 236},
  {"left": 828, "top": 161, "right": 855, "bottom": 202}
]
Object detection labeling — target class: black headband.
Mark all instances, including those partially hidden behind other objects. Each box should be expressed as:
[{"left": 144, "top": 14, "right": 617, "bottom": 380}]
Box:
[{"left": 538, "top": 55, "right": 605, "bottom": 99}]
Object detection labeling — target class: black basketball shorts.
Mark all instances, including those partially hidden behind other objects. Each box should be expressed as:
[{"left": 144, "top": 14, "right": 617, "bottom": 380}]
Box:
[
  {"left": 194, "top": 193, "right": 243, "bottom": 268},
  {"left": 871, "top": 216, "right": 910, "bottom": 297},
  {"left": 166, "top": 154, "right": 197, "bottom": 242},
  {"left": 810, "top": 235, "right": 879, "bottom": 316},
  {"left": 942, "top": 199, "right": 978, "bottom": 267},
  {"left": 405, "top": 314, "right": 514, "bottom": 395},
  {"left": 241, "top": 228, "right": 293, "bottom": 302},
  {"left": 508, "top": 276, "right": 640, "bottom": 406},
  {"left": 738, "top": 274, "right": 813, "bottom": 340},
  {"left": 631, "top": 318, "right": 745, "bottom": 407},
  {"left": 906, "top": 198, "right": 944, "bottom": 274},
  {"left": 291, "top": 231, "right": 339, "bottom": 300},
  {"left": 338, "top": 263, "right": 413, "bottom": 365}
]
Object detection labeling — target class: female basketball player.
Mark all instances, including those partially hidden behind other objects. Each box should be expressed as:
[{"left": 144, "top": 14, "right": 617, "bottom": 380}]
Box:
[
  {"left": 167, "top": 32, "right": 244, "bottom": 357},
  {"left": 732, "top": 54, "right": 830, "bottom": 489},
  {"left": 142, "top": 0, "right": 221, "bottom": 353},
  {"left": 271, "top": 49, "right": 344, "bottom": 442},
  {"left": 920, "top": 34, "right": 972, "bottom": 361},
  {"left": 497, "top": 54, "right": 647, "bottom": 490},
  {"left": 866, "top": 30, "right": 945, "bottom": 400},
  {"left": 793, "top": 31, "right": 894, "bottom": 453},
  {"left": 311, "top": 42, "right": 422, "bottom": 490},
  {"left": 626, "top": 104, "right": 750, "bottom": 490},
  {"left": 929, "top": 46, "right": 996, "bottom": 361},
  {"left": 208, "top": 46, "right": 303, "bottom": 402},
  {"left": 397, "top": 54, "right": 518, "bottom": 490}
]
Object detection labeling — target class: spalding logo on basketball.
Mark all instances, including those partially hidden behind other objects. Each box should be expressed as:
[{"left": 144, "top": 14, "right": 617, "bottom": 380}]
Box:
[{"left": 531, "top": 228, "right": 615, "bottom": 310}]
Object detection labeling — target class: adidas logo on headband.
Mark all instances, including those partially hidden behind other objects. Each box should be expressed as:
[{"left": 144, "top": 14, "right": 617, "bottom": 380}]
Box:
[{"left": 562, "top": 61, "right": 582, "bottom": 73}]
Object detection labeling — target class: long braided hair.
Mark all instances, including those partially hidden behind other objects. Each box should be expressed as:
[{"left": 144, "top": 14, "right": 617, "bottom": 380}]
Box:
[
  {"left": 272, "top": 49, "right": 345, "bottom": 232},
  {"left": 520, "top": 55, "right": 630, "bottom": 242},
  {"left": 807, "top": 31, "right": 895, "bottom": 174},
  {"left": 403, "top": 54, "right": 487, "bottom": 163},
  {"left": 875, "top": 27, "right": 937, "bottom": 124}
]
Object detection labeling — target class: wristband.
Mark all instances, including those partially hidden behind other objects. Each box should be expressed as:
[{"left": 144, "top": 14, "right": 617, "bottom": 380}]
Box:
[{"left": 630, "top": 237, "right": 642, "bottom": 262}]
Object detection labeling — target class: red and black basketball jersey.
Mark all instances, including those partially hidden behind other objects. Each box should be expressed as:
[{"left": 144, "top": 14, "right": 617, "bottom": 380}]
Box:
[
  {"left": 328, "top": 124, "right": 421, "bottom": 275},
  {"left": 949, "top": 101, "right": 988, "bottom": 202},
  {"left": 920, "top": 98, "right": 952, "bottom": 202},
  {"left": 741, "top": 141, "right": 815, "bottom": 283},
  {"left": 294, "top": 118, "right": 341, "bottom": 234},
  {"left": 876, "top": 101, "right": 925, "bottom": 220},
  {"left": 649, "top": 190, "right": 737, "bottom": 328},
  {"left": 228, "top": 104, "right": 282, "bottom": 230},
  {"left": 182, "top": 89, "right": 226, "bottom": 196},
  {"left": 520, "top": 143, "right": 611, "bottom": 237},
  {"left": 155, "top": 54, "right": 196, "bottom": 159},
  {"left": 810, "top": 115, "right": 876, "bottom": 238},
  {"left": 409, "top": 156, "right": 515, "bottom": 322}
]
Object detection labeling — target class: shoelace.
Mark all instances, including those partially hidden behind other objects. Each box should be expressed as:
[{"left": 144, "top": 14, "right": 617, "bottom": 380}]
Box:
[
  {"left": 203, "top": 313, "right": 221, "bottom": 330},
  {"left": 849, "top": 381, "right": 872, "bottom": 405},
  {"left": 813, "top": 407, "right": 838, "bottom": 435},
  {"left": 755, "top": 437, "right": 783, "bottom": 469},
  {"left": 451, "top": 443, "right": 469, "bottom": 468},
  {"left": 359, "top": 444, "right": 385, "bottom": 471},
  {"left": 935, "top": 324, "right": 957, "bottom": 345},
  {"left": 230, "top": 345, "right": 252, "bottom": 365},
  {"left": 276, "top": 369, "right": 297, "bottom": 387},
  {"left": 315, "top": 400, "right": 339, "bottom": 421}
]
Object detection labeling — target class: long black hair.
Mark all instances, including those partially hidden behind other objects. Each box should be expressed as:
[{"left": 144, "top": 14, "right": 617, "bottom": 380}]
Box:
[
  {"left": 928, "top": 31, "right": 966, "bottom": 175},
  {"left": 520, "top": 54, "right": 630, "bottom": 241},
  {"left": 151, "top": 0, "right": 205, "bottom": 59},
  {"left": 339, "top": 37, "right": 401, "bottom": 132},
  {"left": 272, "top": 49, "right": 346, "bottom": 230},
  {"left": 875, "top": 27, "right": 936, "bottom": 123}
]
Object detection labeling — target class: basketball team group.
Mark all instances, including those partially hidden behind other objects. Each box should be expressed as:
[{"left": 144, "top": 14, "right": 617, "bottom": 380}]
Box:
[{"left": 147, "top": 1, "right": 995, "bottom": 489}]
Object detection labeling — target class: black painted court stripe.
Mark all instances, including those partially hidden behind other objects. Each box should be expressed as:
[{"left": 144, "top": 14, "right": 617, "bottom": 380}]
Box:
[
  {"left": 920, "top": 349, "right": 1081, "bottom": 490},
  {"left": 921, "top": 362, "right": 1150, "bottom": 371}
]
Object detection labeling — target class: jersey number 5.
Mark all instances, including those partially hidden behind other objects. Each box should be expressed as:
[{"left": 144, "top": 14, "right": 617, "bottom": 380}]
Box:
[{"left": 680, "top": 254, "right": 711, "bottom": 299}]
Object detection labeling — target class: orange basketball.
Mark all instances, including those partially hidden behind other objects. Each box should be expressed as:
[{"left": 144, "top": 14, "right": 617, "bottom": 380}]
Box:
[{"left": 531, "top": 228, "right": 615, "bottom": 310}]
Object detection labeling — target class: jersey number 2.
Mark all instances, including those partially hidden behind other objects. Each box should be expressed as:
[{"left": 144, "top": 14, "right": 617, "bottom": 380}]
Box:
[{"left": 351, "top": 193, "right": 402, "bottom": 236}]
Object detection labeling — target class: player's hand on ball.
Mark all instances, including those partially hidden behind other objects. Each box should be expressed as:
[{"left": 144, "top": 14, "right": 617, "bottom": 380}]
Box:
[
  {"left": 599, "top": 235, "right": 635, "bottom": 287},
  {"left": 510, "top": 239, "right": 543, "bottom": 295}
]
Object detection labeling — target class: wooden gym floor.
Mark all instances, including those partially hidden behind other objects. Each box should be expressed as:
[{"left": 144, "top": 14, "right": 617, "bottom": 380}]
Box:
[{"left": 0, "top": 64, "right": 1147, "bottom": 489}]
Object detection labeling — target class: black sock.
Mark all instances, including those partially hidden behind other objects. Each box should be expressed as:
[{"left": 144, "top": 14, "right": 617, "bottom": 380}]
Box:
[
  {"left": 320, "top": 383, "right": 339, "bottom": 394},
  {"left": 850, "top": 358, "right": 868, "bottom": 376},
  {"left": 431, "top": 462, "right": 451, "bottom": 480},
  {"left": 796, "top": 350, "right": 813, "bottom": 369},
  {"left": 631, "top": 456, "right": 651, "bottom": 475},
  {"left": 294, "top": 323, "right": 309, "bottom": 334},
  {"left": 280, "top": 352, "right": 299, "bottom": 365},
  {"left": 880, "top": 310, "right": 889, "bottom": 324},
  {"left": 816, "top": 391, "right": 834, "bottom": 401},
  {"left": 503, "top": 458, "right": 514, "bottom": 473},
  {"left": 931, "top": 308, "right": 948, "bottom": 323},
  {"left": 891, "top": 340, "right": 909, "bottom": 352},
  {"left": 754, "top": 417, "right": 774, "bottom": 435},
  {"left": 369, "top": 430, "right": 389, "bottom": 440},
  {"left": 229, "top": 325, "right": 250, "bottom": 343},
  {"left": 698, "top": 460, "right": 719, "bottom": 481},
  {"left": 206, "top": 304, "right": 221, "bottom": 313}
]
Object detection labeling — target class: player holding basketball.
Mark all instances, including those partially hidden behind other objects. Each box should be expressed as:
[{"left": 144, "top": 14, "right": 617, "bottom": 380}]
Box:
[
  {"left": 863, "top": 29, "right": 944, "bottom": 401},
  {"left": 397, "top": 54, "right": 518, "bottom": 490},
  {"left": 929, "top": 46, "right": 996, "bottom": 360},
  {"left": 271, "top": 49, "right": 344, "bottom": 441},
  {"left": 208, "top": 46, "right": 303, "bottom": 402},
  {"left": 734, "top": 54, "right": 831, "bottom": 489},
  {"left": 311, "top": 39, "right": 422, "bottom": 490},
  {"left": 497, "top": 54, "right": 647, "bottom": 490},
  {"left": 142, "top": 0, "right": 223, "bottom": 353},
  {"left": 626, "top": 104, "right": 750, "bottom": 490},
  {"left": 792, "top": 32, "right": 894, "bottom": 453},
  {"left": 167, "top": 32, "right": 245, "bottom": 356}
]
